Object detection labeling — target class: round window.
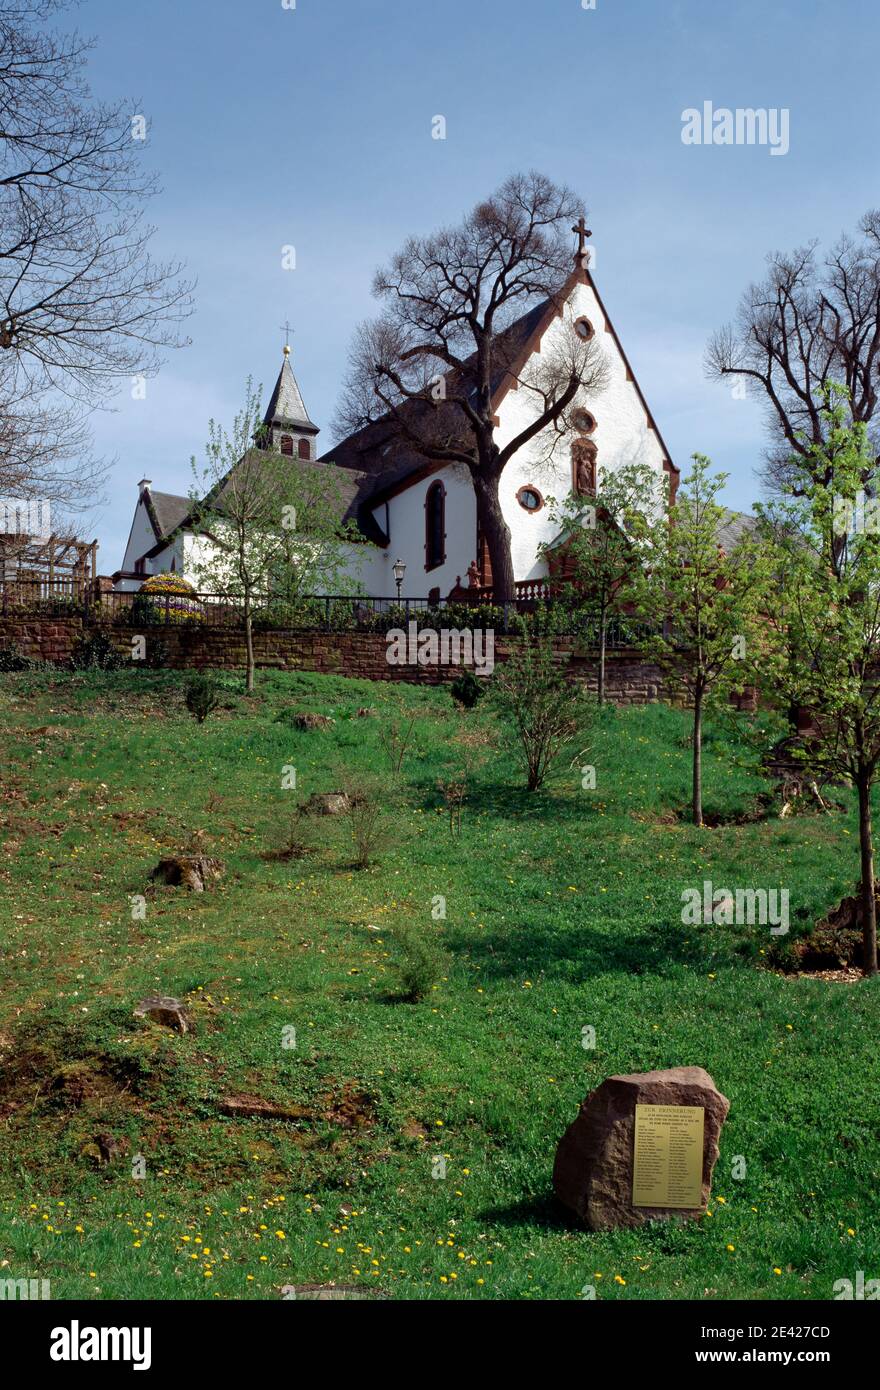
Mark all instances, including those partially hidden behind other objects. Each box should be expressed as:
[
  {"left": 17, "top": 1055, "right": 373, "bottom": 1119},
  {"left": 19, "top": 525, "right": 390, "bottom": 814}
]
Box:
[
  {"left": 517, "top": 486, "right": 543, "bottom": 512},
  {"left": 572, "top": 408, "right": 596, "bottom": 433},
  {"left": 574, "top": 317, "right": 595, "bottom": 341}
]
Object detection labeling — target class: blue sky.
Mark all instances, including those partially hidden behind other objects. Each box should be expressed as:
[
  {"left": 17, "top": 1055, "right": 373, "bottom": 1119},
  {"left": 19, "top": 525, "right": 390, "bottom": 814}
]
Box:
[{"left": 76, "top": 0, "right": 879, "bottom": 571}]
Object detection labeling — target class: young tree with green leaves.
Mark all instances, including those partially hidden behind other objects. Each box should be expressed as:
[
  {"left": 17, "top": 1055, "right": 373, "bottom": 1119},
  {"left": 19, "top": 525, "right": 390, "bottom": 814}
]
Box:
[
  {"left": 491, "top": 638, "right": 594, "bottom": 791},
  {"left": 757, "top": 391, "right": 880, "bottom": 976},
  {"left": 634, "top": 455, "right": 768, "bottom": 827},
  {"left": 539, "top": 461, "right": 657, "bottom": 704},
  {"left": 189, "top": 379, "right": 358, "bottom": 692}
]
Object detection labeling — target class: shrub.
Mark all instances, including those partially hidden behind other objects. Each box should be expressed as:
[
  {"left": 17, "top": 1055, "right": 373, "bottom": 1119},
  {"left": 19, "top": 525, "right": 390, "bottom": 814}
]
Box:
[
  {"left": 389, "top": 924, "right": 448, "bottom": 1002},
  {"left": 127, "top": 591, "right": 161, "bottom": 627},
  {"left": 378, "top": 710, "right": 417, "bottom": 776},
  {"left": 145, "top": 636, "right": 171, "bottom": 669},
  {"left": 184, "top": 672, "right": 220, "bottom": 724},
  {"left": 140, "top": 573, "right": 205, "bottom": 624},
  {"left": 70, "top": 631, "right": 124, "bottom": 670},
  {"left": 450, "top": 671, "right": 485, "bottom": 709},
  {"left": 345, "top": 777, "right": 391, "bottom": 869},
  {"left": 436, "top": 740, "right": 487, "bottom": 836},
  {"left": 0, "top": 640, "right": 33, "bottom": 672},
  {"left": 263, "top": 806, "right": 313, "bottom": 862},
  {"left": 491, "top": 639, "right": 594, "bottom": 791},
  {"left": 372, "top": 601, "right": 518, "bottom": 636}
]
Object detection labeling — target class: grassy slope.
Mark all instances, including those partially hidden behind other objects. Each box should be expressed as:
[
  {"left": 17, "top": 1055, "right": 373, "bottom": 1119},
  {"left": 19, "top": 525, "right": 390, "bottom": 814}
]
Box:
[{"left": 0, "top": 668, "right": 877, "bottom": 1301}]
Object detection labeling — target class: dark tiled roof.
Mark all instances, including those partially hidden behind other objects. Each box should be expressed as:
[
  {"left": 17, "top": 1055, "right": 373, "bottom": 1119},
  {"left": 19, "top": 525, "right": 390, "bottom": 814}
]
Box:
[
  {"left": 263, "top": 354, "right": 317, "bottom": 432},
  {"left": 717, "top": 508, "right": 758, "bottom": 552},
  {"left": 319, "top": 291, "right": 564, "bottom": 501},
  {"left": 317, "top": 464, "right": 386, "bottom": 545},
  {"left": 189, "top": 451, "right": 387, "bottom": 550},
  {"left": 145, "top": 490, "right": 191, "bottom": 542}
]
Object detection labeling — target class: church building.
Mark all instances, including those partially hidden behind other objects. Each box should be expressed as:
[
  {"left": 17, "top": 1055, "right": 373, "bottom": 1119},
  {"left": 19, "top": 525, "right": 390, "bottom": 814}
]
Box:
[{"left": 113, "top": 249, "right": 677, "bottom": 598}]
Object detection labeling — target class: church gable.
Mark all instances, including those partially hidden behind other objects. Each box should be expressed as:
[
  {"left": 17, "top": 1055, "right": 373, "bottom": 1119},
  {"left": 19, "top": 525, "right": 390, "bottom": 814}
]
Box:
[
  {"left": 492, "top": 269, "right": 675, "bottom": 490},
  {"left": 487, "top": 268, "right": 676, "bottom": 584},
  {"left": 117, "top": 491, "right": 156, "bottom": 578},
  {"left": 114, "top": 478, "right": 191, "bottom": 588}
]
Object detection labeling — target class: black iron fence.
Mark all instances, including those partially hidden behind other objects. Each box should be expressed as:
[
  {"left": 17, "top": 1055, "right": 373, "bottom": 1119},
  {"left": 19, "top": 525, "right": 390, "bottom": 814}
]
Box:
[{"left": 0, "top": 579, "right": 656, "bottom": 646}]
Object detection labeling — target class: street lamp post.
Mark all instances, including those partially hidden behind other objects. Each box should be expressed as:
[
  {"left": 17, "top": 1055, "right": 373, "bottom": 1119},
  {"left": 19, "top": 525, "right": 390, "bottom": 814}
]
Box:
[{"left": 392, "top": 558, "right": 406, "bottom": 602}]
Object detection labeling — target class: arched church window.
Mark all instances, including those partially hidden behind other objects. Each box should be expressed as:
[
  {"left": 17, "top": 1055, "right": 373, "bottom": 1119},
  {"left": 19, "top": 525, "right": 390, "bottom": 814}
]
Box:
[
  {"left": 280, "top": 435, "right": 293, "bottom": 456},
  {"left": 298, "top": 438, "right": 310, "bottom": 460},
  {"left": 425, "top": 480, "right": 446, "bottom": 571}
]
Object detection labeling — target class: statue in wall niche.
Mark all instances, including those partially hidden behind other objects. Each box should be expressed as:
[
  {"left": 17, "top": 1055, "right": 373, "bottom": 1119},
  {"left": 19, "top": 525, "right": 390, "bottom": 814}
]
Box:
[{"left": 572, "top": 441, "right": 597, "bottom": 496}]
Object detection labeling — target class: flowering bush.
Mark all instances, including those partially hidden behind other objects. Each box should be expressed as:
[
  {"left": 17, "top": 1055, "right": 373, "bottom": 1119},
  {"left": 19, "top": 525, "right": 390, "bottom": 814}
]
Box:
[{"left": 140, "top": 573, "right": 205, "bottom": 624}]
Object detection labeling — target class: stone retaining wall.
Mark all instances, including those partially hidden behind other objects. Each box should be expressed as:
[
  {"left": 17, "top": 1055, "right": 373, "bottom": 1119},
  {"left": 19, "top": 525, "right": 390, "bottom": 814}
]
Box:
[{"left": 0, "top": 616, "right": 670, "bottom": 703}]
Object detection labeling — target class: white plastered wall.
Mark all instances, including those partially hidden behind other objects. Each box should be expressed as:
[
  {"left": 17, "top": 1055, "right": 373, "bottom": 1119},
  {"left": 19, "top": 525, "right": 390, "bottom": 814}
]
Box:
[
  {"left": 115, "top": 495, "right": 161, "bottom": 590},
  {"left": 493, "top": 278, "right": 668, "bottom": 580},
  {"left": 369, "top": 463, "right": 476, "bottom": 599}
]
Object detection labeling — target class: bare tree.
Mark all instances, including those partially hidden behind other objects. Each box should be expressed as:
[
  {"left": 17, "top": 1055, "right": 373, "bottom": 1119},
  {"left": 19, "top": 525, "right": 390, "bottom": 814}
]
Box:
[
  {"left": 706, "top": 211, "right": 880, "bottom": 499},
  {"left": 335, "top": 172, "right": 609, "bottom": 601},
  {"left": 0, "top": 0, "right": 193, "bottom": 506},
  {"left": 0, "top": 364, "right": 90, "bottom": 499}
]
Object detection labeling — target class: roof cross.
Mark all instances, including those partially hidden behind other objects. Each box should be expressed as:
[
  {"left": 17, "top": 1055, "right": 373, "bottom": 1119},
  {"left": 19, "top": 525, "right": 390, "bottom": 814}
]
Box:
[
  {"left": 572, "top": 214, "right": 592, "bottom": 266},
  {"left": 280, "top": 320, "right": 293, "bottom": 354}
]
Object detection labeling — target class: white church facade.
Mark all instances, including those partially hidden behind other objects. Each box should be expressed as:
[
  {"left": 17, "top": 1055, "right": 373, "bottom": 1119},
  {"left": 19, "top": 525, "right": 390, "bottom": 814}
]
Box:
[{"left": 113, "top": 259, "right": 677, "bottom": 599}]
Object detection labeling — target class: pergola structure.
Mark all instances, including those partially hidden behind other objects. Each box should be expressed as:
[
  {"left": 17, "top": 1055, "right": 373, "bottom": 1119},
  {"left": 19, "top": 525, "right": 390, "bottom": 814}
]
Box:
[{"left": 0, "top": 531, "right": 98, "bottom": 596}]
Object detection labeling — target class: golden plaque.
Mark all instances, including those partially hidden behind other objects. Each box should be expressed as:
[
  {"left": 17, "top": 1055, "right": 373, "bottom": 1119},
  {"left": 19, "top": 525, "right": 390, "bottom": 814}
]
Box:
[{"left": 632, "top": 1103, "right": 705, "bottom": 1208}]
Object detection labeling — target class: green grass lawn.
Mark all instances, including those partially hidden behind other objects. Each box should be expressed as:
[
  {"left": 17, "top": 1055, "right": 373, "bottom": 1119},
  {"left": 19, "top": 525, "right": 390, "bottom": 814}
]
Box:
[{"left": 0, "top": 667, "right": 877, "bottom": 1301}]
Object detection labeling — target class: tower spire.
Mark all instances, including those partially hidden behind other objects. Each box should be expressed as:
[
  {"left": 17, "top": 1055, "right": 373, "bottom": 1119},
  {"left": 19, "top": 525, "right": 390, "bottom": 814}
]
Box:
[{"left": 260, "top": 338, "right": 320, "bottom": 458}]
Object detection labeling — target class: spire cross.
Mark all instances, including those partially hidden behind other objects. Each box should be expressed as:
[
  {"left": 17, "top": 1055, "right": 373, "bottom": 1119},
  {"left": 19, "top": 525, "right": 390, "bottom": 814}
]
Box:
[
  {"left": 572, "top": 215, "right": 592, "bottom": 265},
  {"left": 280, "top": 320, "right": 293, "bottom": 353}
]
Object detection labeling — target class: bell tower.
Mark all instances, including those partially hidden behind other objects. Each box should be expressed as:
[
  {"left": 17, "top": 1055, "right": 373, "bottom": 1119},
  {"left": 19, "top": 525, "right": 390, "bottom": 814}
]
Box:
[{"left": 260, "top": 336, "right": 320, "bottom": 461}]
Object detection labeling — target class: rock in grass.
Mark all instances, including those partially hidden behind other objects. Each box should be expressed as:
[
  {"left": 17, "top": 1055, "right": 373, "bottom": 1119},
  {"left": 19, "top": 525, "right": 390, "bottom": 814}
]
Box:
[
  {"left": 302, "top": 791, "right": 351, "bottom": 816},
  {"left": 94, "top": 1133, "right": 130, "bottom": 1164},
  {"left": 219, "top": 1094, "right": 312, "bottom": 1122},
  {"left": 134, "top": 995, "right": 191, "bottom": 1034},
  {"left": 149, "top": 855, "right": 223, "bottom": 892},
  {"left": 291, "top": 712, "right": 334, "bottom": 731},
  {"left": 553, "top": 1066, "right": 729, "bottom": 1231}
]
